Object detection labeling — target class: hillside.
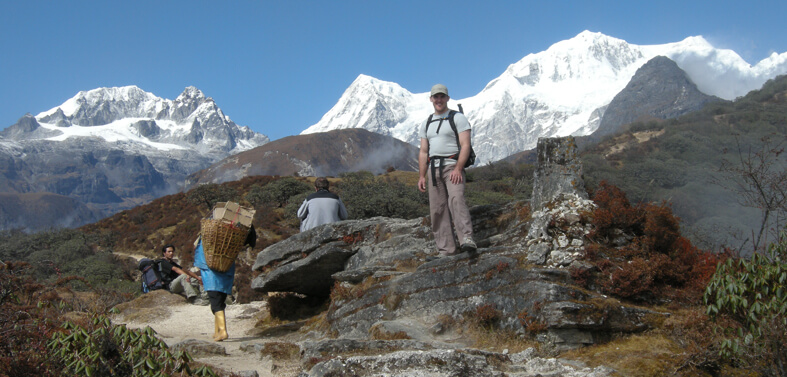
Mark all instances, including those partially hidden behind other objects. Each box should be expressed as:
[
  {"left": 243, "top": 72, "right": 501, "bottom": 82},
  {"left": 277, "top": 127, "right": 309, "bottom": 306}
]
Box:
[
  {"left": 185, "top": 128, "right": 419, "bottom": 186},
  {"left": 0, "top": 192, "right": 103, "bottom": 231},
  {"left": 581, "top": 74, "right": 787, "bottom": 252}
]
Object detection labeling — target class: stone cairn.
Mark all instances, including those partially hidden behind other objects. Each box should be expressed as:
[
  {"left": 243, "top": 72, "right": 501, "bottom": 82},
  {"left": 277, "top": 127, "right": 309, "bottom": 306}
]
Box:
[{"left": 526, "top": 136, "right": 596, "bottom": 268}]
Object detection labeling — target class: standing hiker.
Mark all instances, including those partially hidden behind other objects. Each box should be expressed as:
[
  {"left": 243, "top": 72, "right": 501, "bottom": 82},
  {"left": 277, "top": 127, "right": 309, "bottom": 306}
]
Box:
[
  {"left": 297, "top": 177, "right": 349, "bottom": 232},
  {"left": 159, "top": 244, "right": 206, "bottom": 304},
  {"left": 193, "top": 225, "right": 256, "bottom": 341},
  {"left": 417, "top": 84, "right": 477, "bottom": 259}
]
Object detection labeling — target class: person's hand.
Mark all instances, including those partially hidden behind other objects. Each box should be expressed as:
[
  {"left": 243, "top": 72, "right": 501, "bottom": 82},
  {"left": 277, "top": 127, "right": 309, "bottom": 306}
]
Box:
[
  {"left": 449, "top": 167, "right": 464, "bottom": 185},
  {"left": 417, "top": 177, "right": 427, "bottom": 192}
]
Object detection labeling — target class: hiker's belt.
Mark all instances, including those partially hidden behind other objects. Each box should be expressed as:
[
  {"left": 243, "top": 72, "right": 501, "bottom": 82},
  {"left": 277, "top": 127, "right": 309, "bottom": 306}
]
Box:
[{"left": 428, "top": 154, "right": 459, "bottom": 187}]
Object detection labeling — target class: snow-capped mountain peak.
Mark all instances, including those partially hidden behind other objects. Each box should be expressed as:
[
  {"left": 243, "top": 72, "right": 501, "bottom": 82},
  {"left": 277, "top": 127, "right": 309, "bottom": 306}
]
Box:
[
  {"left": 301, "top": 31, "right": 787, "bottom": 163},
  {"left": 176, "top": 86, "right": 207, "bottom": 102},
  {"left": 27, "top": 86, "right": 269, "bottom": 156}
]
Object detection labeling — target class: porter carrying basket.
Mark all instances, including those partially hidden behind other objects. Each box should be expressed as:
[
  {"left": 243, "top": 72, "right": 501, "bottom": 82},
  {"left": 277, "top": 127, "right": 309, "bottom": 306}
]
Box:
[{"left": 200, "top": 202, "right": 255, "bottom": 272}]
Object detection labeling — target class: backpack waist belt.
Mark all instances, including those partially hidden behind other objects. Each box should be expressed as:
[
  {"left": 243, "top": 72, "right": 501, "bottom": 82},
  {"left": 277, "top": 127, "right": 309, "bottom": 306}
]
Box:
[{"left": 428, "top": 154, "right": 459, "bottom": 187}]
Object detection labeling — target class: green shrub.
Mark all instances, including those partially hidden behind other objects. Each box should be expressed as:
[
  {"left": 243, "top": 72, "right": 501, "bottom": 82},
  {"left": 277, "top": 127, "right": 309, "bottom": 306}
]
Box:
[
  {"left": 245, "top": 177, "right": 311, "bottom": 208},
  {"left": 48, "top": 314, "right": 218, "bottom": 377},
  {"left": 185, "top": 183, "right": 240, "bottom": 212},
  {"left": 704, "top": 229, "right": 787, "bottom": 375},
  {"left": 335, "top": 172, "right": 427, "bottom": 219}
]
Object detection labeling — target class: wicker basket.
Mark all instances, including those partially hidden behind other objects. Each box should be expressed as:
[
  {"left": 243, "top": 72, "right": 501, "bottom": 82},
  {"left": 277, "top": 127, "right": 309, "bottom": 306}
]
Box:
[{"left": 200, "top": 218, "right": 249, "bottom": 272}]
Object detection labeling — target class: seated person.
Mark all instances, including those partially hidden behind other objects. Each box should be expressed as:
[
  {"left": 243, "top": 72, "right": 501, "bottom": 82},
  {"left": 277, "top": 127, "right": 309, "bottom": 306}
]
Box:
[
  {"left": 159, "top": 244, "right": 206, "bottom": 304},
  {"left": 297, "top": 177, "right": 348, "bottom": 232}
]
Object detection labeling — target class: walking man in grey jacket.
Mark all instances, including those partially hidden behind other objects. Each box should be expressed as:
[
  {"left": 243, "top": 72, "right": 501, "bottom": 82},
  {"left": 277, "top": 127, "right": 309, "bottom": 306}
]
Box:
[{"left": 297, "top": 177, "right": 349, "bottom": 232}]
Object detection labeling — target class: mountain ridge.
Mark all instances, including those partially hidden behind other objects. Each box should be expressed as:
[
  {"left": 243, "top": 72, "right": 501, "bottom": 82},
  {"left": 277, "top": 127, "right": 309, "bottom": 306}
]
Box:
[
  {"left": 0, "top": 86, "right": 271, "bottom": 231},
  {"left": 186, "top": 128, "right": 420, "bottom": 186},
  {"left": 302, "top": 31, "right": 787, "bottom": 163}
]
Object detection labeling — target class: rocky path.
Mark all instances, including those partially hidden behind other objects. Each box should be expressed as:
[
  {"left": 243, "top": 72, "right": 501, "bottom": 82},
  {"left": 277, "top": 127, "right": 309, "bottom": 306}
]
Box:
[{"left": 116, "top": 294, "right": 301, "bottom": 377}]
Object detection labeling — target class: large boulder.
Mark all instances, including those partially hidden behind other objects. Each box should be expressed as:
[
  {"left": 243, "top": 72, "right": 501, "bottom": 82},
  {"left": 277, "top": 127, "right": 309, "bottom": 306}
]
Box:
[{"left": 252, "top": 217, "right": 432, "bottom": 297}]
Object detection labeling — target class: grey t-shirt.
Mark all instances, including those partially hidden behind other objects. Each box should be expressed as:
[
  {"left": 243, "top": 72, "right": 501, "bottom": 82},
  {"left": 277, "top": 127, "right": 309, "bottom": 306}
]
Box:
[{"left": 419, "top": 110, "right": 471, "bottom": 159}]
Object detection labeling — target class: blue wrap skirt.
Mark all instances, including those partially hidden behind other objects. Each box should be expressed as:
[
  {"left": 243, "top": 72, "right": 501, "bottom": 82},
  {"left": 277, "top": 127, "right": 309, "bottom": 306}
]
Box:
[{"left": 194, "top": 240, "right": 235, "bottom": 295}]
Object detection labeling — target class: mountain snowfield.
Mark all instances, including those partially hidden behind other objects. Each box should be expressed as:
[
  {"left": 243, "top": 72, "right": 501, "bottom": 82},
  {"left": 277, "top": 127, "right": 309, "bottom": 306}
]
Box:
[
  {"left": 302, "top": 31, "right": 787, "bottom": 163},
  {"left": 33, "top": 86, "right": 269, "bottom": 156}
]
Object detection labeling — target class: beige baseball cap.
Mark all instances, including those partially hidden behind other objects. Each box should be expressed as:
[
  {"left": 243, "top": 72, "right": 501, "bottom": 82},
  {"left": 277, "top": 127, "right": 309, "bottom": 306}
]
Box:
[{"left": 430, "top": 84, "right": 449, "bottom": 96}]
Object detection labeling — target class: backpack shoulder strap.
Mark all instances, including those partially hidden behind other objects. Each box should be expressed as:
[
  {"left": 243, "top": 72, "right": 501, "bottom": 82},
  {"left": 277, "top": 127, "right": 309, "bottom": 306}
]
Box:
[
  {"left": 448, "top": 110, "right": 461, "bottom": 147},
  {"left": 425, "top": 114, "right": 434, "bottom": 134},
  {"left": 447, "top": 110, "right": 458, "bottom": 133}
]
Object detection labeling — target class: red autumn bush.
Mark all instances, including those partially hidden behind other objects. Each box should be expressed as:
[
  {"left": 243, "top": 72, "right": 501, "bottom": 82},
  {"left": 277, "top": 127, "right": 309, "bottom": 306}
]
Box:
[
  {"left": 587, "top": 181, "right": 644, "bottom": 242},
  {"left": 577, "top": 181, "right": 723, "bottom": 304}
]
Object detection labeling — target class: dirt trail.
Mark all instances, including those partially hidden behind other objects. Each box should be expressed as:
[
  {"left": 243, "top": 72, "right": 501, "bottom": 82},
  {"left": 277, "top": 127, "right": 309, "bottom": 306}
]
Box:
[{"left": 120, "top": 300, "right": 301, "bottom": 376}]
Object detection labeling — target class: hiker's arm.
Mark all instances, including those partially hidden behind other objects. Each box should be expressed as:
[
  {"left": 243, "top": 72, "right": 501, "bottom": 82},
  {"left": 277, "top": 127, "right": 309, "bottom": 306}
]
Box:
[
  {"left": 418, "top": 138, "right": 429, "bottom": 192},
  {"left": 297, "top": 199, "right": 309, "bottom": 220},
  {"left": 338, "top": 199, "right": 348, "bottom": 220},
  {"left": 172, "top": 266, "right": 202, "bottom": 283},
  {"left": 450, "top": 130, "right": 472, "bottom": 184}
]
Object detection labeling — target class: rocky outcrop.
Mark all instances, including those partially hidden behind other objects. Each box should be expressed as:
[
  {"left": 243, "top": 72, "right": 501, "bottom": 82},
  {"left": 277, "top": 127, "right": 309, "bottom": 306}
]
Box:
[
  {"left": 253, "top": 203, "right": 659, "bottom": 355},
  {"left": 247, "top": 136, "right": 665, "bottom": 375},
  {"left": 252, "top": 216, "right": 431, "bottom": 296},
  {"left": 526, "top": 136, "right": 596, "bottom": 269},
  {"left": 302, "top": 348, "right": 615, "bottom": 377}
]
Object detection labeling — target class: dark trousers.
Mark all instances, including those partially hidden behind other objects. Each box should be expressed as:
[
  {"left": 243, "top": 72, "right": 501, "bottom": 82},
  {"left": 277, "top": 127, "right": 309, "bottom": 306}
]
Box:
[{"left": 207, "top": 291, "right": 227, "bottom": 313}]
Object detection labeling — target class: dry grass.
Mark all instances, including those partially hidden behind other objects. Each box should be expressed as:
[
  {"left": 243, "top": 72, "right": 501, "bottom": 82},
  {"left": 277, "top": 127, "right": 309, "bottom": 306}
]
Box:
[
  {"left": 435, "top": 314, "right": 537, "bottom": 354},
  {"left": 394, "top": 259, "right": 420, "bottom": 272},
  {"left": 259, "top": 341, "right": 301, "bottom": 360},
  {"left": 369, "top": 325, "right": 411, "bottom": 340},
  {"left": 381, "top": 170, "right": 420, "bottom": 186},
  {"left": 563, "top": 333, "right": 688, "bottom": 377},
  {"left": 465, "top": 325, "right": 537, "bottom": 354}
]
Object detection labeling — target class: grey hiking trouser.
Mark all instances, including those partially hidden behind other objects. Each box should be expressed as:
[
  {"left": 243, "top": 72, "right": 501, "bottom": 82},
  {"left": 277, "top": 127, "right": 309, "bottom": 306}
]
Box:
[
  {"left": 428, "top": 163, "right": 474, "bottom": 255},
  {"left": 169, "top": 274, "right": 201, "bottom": 299}
]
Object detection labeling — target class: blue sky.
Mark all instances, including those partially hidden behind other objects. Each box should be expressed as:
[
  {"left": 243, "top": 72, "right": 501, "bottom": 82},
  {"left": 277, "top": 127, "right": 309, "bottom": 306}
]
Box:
[{"left": 1, "top": 1, "right": 785, "bottom": 141}]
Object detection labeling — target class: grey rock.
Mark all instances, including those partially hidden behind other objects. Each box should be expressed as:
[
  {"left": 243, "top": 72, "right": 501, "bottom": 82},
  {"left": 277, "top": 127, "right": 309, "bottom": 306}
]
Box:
[
  {"left": 527, "top": 242, "right": 551, "bottom": 264},
  {"left": 252, "top": 217, "right": 431, "bottom": 296},
  {"left": 303, "top": 349, "right": 506, "bottom": 377},
  {"left": 300, "top": 339, "right": 440, "bottom": 361},
  {"left": 300, "top": 348, "right": 615, "bottom": 377},
  {"left": 252, "top": 242, "right": 355, "bottom": 297},
  {"left": 530, "top": 136, "right": 588, "bottom": 211}
]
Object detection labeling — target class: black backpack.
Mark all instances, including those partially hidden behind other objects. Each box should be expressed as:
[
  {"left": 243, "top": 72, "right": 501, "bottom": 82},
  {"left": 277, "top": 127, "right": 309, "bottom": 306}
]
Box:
[
  {"left": 425, "top": 104, "right": 476, "bottom": 168},
  {"left": 138, "top": 258, "right": 165, "bottom": 293}
]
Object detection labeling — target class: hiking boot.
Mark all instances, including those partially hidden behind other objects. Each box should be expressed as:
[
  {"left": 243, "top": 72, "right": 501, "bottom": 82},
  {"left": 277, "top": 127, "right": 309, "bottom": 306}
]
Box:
[{"left": 460, "top": 238, "right": 477, "bottom": 254}]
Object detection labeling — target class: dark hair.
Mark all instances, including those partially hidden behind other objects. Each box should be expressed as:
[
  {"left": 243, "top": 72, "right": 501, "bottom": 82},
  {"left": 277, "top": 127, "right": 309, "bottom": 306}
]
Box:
[
  {"left": 161, "top": 244, "right": 175, "bottom": 255},
  {"left": 314, "top": 177, "right": 330, "bottom": 190}
]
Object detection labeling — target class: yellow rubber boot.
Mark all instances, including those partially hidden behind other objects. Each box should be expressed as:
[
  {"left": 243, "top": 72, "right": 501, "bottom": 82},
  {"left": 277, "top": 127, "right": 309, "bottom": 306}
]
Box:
[
  {"left": 212, "top": 312, "right": 220, "bottom": 341},
  {"left": 214, "top": 310, "right": 228, "bottom": 341}
]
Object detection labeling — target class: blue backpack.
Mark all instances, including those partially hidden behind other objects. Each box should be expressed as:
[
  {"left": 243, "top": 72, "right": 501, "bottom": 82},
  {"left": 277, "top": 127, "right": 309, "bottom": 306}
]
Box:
[{"left": 139, "top": 258, "right": 165, "bottom": 293}]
